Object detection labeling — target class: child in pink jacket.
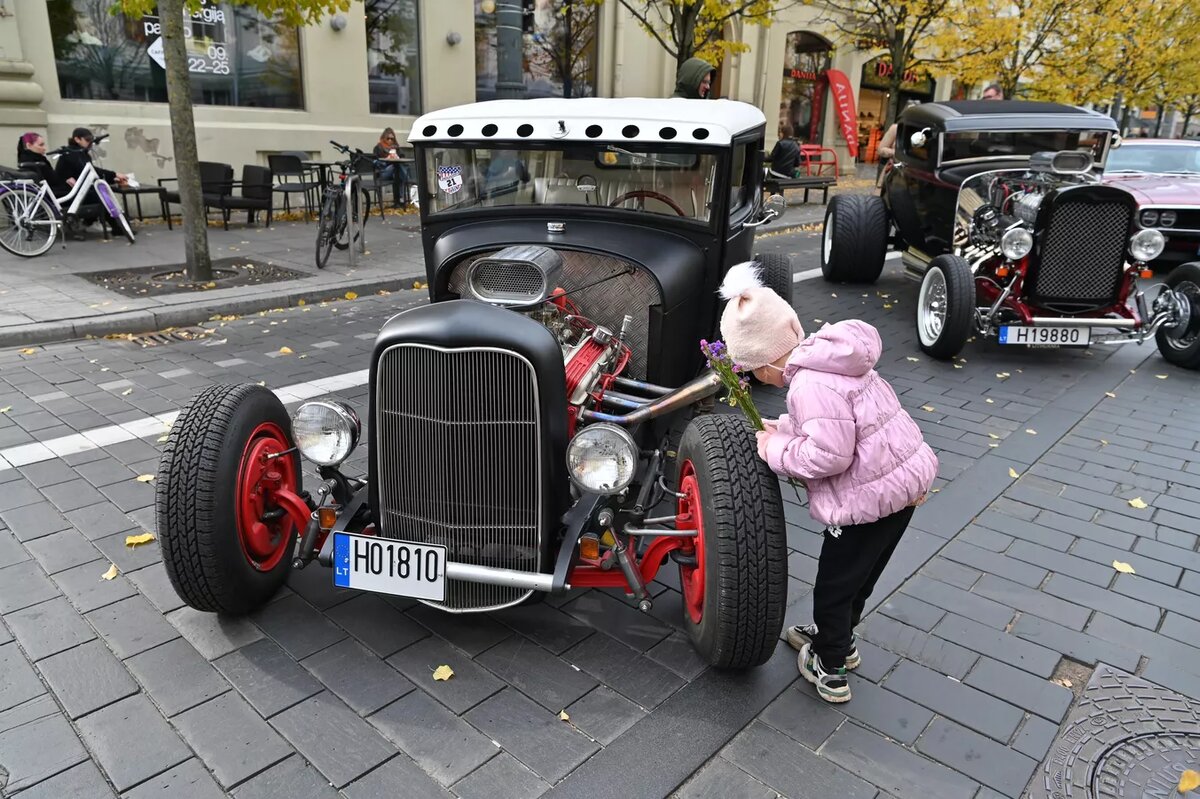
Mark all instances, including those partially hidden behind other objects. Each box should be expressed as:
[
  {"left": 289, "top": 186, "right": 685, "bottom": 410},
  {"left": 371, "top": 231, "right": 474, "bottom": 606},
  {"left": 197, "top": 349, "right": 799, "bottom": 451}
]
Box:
[{"left": 719, "top": 262, "right": 937, "bottom": 703}]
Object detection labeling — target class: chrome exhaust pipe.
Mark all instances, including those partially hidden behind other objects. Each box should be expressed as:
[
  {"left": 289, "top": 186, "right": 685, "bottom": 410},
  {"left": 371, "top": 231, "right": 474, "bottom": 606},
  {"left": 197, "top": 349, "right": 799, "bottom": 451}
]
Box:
[{"left": 580, "top": 371, "right": 722, "bottom": 425}]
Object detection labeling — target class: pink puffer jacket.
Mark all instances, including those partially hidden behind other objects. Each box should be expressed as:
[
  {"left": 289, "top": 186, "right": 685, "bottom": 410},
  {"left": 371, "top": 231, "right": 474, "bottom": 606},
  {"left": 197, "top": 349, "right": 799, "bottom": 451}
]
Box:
[{"left": 762, "top": 320, "right": 937, "bottom": 526}]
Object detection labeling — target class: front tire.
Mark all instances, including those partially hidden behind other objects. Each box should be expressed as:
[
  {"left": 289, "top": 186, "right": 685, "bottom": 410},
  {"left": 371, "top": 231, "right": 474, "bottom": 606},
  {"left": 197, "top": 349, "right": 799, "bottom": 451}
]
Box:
[
  {"left": 1155, "top": 261, "right": 1200, "bottom": 369},
  {"left": 0, "top": 186, "right": 57, "bottom": 258},
  {"left": 916, "top": 254, "right": 975, "bottom": 360},
  {"left": 156, "top": 384, "right": 303, "bottom": 614},
  {"left": 754, "top": 252, "right": 794, "bottom": 308},
  {"left": 821, "top": 194, "right": 888, "bottom": 283},
  {"left": 676, "top": 415, "right": 787, "bottom": 669}
]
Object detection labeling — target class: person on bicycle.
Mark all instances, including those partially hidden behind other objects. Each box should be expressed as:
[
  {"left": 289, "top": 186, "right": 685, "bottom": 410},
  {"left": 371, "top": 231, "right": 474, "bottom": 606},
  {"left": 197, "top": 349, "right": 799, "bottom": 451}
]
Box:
[
  {"left": 16, "top": 133, "right": 69, "bottom": 196},
  {"left": 372, "top": 127, "right": 408, "bottom": 207},
  {"left": 53, "top": 127, "right": 128, "bottom": 240}
]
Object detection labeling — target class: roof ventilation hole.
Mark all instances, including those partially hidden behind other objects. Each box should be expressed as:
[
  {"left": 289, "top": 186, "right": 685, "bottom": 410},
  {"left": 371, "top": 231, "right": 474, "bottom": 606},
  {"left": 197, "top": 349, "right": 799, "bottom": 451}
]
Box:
[
  {"left": 693, "top": 128, "right": 709, "bottom": 140},
  {"left": 585, "top": 124, "right": 603, "bottom": 138},
  {"left": 482, "top": 123, "right": 498, "bottom": 137},
  {"left": 660, "top": 126, "right": 677, "bottom": 140},
  {"left": 517, "top": 123, "right": 534, "bottom": 137},
  {"left": 422, "top": 124, "right": 437, "bottom": 137},
  {"left": 622, "top": 124, "right": 639, "bottom": 138},
  {"left": 448, "top": 124, "right": 464, "bottom": 137}
]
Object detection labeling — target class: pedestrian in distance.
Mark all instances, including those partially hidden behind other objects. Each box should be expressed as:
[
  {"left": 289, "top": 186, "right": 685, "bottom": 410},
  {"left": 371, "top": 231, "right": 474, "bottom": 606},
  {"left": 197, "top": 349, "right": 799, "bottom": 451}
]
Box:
[
  {"left": 981, "top": 83, "right": 1004, "bottom": 100},
  {"left": 372, "top": 127, "right": 409, "bottom": 207},
  {"left": 671, "top": 57, "right": 715, "bottom": 99},
  {"left": 16, "top": 133, "right": 69, "bottom": 196},
  {"left": 768, "top": 124, "right": 802, "bottom": 179},
  {"left": 53, "top": 127, "right": 128, "bottom": 240},
  {"left": 717, "top": 262, "right": 938, "bottom": 704}
]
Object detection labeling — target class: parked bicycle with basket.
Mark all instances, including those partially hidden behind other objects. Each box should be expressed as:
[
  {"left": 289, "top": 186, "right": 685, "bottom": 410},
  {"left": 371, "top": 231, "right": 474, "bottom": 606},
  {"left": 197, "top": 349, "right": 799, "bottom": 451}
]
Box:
[{"left": 0, "top": 133, "right": 135, "bottom": 257}]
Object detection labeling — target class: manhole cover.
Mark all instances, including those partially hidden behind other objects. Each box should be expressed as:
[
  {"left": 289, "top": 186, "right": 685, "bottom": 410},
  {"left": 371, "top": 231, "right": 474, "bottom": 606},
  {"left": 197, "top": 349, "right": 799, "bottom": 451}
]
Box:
[{"left": 1029, "top": 665, "right": 1200, "bottom": 798}]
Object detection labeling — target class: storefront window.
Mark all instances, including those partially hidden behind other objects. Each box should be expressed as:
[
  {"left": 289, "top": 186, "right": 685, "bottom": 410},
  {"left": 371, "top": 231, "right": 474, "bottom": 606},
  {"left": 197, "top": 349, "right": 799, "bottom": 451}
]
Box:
[
  {"left": 366, "top": 0, "right": 421, "bottom": 115},
  {"left": 475, "top": 0, "right": 599, "bottom": 100},
  {"left": 48, "top": 0, "right": 303, "bottom": 108},
  {"left": 858, "top": 56, "right": 935, "bottom": 162},
  {"left": 780, "top": 32, "right": 832, "bottom": 143}
]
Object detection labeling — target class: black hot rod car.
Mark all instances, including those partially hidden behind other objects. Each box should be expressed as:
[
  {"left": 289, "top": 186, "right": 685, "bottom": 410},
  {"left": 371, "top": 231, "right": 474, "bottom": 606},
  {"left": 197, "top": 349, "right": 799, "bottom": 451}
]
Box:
[
  {"left": 819, "top": 100, "right": 1200, "bottom": 368},
  {"left": 156, "top": 98, "right": 797, "bottom": 669}
]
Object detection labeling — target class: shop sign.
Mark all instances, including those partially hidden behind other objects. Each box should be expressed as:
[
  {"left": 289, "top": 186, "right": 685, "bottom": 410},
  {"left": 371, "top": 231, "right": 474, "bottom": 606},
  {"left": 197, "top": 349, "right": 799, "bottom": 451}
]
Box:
[
  {"left": 860, "top": 55, "right": 932, "bottom": 94},
  {"left": 141, "top": 1, "right": 233, "bottom": 75},
  {"left": 825, "top": 69, "right": 859, "bottom": 158},
  {"left": 785, "top": 68, "right": 820, "bottom": 81}
]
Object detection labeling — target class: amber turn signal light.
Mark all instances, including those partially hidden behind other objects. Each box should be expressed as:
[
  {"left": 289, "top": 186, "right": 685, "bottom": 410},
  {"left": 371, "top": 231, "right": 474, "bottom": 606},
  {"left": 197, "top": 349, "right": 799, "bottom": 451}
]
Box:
[
  {"left": 1139, "top": 268, "right": 1153, "bottom": 279},
  {"left": 579, "top": 533, "right": 600, "bottom": 561},
  {"left": 318, "top": 506, "right": 338, "bottom": 530},
  {"left": 995, "top": 265, "right": 1010, "bottom": 278}
]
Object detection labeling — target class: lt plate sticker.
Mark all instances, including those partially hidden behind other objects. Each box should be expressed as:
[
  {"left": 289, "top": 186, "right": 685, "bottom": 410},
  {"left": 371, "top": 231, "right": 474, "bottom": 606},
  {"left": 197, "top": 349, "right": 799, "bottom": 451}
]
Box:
[{"left": 437, "top": 165, "right": 463, "bottom": 195}]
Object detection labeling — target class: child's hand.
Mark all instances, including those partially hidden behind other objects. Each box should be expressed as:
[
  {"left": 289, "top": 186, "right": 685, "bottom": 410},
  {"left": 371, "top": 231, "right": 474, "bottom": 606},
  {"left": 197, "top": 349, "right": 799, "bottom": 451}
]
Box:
[
  {"left": 761, "top": 418, "right": 780, "bottom": 434},
  {"left": 755, "top": 430, "right": 771, "bottom": 461}
]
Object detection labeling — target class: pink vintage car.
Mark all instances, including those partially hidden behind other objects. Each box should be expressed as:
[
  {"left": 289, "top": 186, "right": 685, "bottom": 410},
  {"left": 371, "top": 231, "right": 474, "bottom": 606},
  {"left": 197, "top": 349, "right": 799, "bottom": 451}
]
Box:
[{"left": 1103, "top": 138, "right": 1200, "bottom": 268}]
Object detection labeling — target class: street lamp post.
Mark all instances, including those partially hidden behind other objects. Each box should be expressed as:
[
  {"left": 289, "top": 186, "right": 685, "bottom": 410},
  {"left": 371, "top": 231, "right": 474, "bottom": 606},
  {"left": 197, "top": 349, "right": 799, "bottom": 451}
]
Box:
[{"left": 495, "top": 1, "right": 524, "bottom": 99}]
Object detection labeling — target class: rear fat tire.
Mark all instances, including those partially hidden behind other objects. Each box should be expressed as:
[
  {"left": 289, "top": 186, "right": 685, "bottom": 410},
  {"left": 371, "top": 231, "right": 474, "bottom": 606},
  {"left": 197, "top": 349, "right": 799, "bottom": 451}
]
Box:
[
  {"left": 821, "top": 194, "right": 889, "bottom": 284},
  {"left": 676, "top": 414, "right": 787, "bottom": 669},
  {"left": 754, "top": 252, "right": 794, "bottom": 308},
  {"left": 1155, "top": 261, "right": 1200, "bottom": 369},
  {"left": 916, "top": 254, "right": 975, "bottom": 360},
  {"left": 156, "top": 384, "right": 303, "bottom": 614}
]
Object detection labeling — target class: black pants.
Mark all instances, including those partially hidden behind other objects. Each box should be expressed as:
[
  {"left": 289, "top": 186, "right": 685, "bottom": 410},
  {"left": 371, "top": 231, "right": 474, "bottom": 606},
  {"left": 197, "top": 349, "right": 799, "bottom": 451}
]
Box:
[{"left": 811, "top": 505, "right": 915, "bottom": 669}]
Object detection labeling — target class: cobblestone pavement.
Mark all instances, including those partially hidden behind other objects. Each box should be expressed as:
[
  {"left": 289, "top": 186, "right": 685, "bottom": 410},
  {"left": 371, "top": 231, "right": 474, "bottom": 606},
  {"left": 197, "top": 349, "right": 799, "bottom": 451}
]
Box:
[{"left": 1, "top": 227, "right": 1199, "bottom": 798}]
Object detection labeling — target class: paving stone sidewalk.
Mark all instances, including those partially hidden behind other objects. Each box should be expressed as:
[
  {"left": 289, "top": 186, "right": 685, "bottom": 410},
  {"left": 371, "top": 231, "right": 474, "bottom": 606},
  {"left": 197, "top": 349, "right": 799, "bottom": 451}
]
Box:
[{"left": 1, "top": 220, "right": 1197, "bottom": 797}]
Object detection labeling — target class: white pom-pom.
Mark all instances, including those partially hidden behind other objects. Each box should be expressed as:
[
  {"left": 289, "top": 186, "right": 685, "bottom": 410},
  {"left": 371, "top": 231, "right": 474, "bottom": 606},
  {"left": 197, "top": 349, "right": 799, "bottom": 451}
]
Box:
[{"left": 718, "top": 261, "right": 765, "bottom": 300}]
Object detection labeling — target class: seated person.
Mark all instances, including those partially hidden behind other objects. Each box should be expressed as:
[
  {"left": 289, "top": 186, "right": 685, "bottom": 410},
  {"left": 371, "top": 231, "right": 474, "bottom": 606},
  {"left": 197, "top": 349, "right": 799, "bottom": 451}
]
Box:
[
  {"left": 768, "top": 125, "right": 802, "bottom": 178},
  {"left": 16, "top": 133, "right": 69, "bottom": 195},
  {"left": 52, "top": 127, "right": 129, "bottom": 240},
  {"left": 372, "top": 127, "right": 409, "bottom": 206}
]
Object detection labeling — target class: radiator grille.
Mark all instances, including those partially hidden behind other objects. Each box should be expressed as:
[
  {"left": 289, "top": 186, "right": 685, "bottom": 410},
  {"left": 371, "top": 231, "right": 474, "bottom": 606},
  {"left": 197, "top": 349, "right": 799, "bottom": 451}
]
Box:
[
  {"left": 375, "top": 344, "right": 540, "bottom": 612},
  {"left": 450, "top": 250, "right": 661, "bottom": 377},
  {"left": 1031, "top": 198, "right": 1130, "bottom": 304}
]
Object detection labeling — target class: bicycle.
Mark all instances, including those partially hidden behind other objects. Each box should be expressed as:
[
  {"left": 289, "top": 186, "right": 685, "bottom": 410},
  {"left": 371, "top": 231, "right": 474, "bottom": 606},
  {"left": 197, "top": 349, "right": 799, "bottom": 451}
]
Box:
[
  {"left": 0, "top": 134, "right": 135, "bottom": 257},
  {"left": 315, "top": 141, "right": 385, "bottom": 269}
]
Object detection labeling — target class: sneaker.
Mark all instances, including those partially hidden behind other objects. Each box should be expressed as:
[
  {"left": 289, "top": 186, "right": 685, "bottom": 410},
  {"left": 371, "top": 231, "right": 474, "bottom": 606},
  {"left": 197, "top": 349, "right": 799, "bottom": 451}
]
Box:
[
  {"left": 785, "top": 623, "right": 861, "bottom": 670},
  {"left": 798, "top": 643, "right": 851, "bottom": 703}
]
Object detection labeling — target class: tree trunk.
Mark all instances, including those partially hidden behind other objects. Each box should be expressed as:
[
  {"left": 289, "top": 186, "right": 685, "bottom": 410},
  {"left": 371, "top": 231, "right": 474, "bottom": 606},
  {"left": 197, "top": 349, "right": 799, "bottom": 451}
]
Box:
[
  {"left": 159, "top": 0, "right": 211, "bottom": 281},
  {"left": 1183, "top": 104, "right": 1197, "bottom": 138},
  {"left": 676, "top": 3, "right": 699, "bottom": 67},
  {"left": 1154, "top": 104, "right": 1165, "bottom": 137}
]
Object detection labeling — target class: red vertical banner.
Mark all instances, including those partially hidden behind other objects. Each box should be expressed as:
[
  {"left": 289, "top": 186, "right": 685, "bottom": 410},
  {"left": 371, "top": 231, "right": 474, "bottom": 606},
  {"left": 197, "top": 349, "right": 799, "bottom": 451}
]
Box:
[{"left": 825, "top": 69, "right": 859, "bottom": 158}]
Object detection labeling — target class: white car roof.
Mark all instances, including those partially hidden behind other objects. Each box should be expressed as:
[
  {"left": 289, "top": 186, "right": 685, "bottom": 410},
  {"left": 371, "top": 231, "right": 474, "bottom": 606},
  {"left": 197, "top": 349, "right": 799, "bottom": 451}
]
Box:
[{"left": 407, "top": 98, "right": 766, "bottom": 147}]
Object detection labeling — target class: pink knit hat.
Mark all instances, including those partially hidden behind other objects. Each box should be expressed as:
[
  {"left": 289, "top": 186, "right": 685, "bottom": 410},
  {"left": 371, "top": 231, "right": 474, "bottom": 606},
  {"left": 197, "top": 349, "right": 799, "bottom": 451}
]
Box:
[{"left": 718, "top": 262, "right": 804, "bottom": 369}]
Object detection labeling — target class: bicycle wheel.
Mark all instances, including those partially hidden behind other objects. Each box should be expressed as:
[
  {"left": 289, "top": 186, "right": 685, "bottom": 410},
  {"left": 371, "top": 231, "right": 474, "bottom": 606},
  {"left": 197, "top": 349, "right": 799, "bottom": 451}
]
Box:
[
  {"left": 0, "top": 185, "right": 58, "bottom": 258},
  {"left": 315, "top": 189, "right": 339, "bottom": 268},
  {"left": 333, "top": 187, "right": 360, "bottom": 251}
]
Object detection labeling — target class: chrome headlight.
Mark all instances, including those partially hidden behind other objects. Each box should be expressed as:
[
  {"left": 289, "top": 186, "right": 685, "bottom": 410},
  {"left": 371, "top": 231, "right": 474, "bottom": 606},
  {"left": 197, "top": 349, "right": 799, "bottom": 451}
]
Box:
[
  {"left": 566, "top": 423, "right": 637, "bottom": 495},
  {"left": 1159, "top": 210, "right": 1177, "bottom": 227},
  {"left": 1129, "top": 228, "right": 1165, "bottom": 262},
  {"left": 1140, "top": 209, "right": 1159, "bottom": 227},
  {"left": 291, "top": 401, "right": 360, "bottom": 466},
  {"left": 1000, "top": 227, "right": 1034, "bottom": 261}
]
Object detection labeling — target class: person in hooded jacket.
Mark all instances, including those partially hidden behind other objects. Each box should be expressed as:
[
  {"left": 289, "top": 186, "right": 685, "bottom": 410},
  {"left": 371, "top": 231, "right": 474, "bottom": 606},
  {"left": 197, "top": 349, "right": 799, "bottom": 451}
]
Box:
[
  {"left": 52, "top": 127, "right": 127, "bottom": 239},
  {"left": 718, "top": 262, "right": 937, "bottom": 704},
  {"left": 16, "top": 133, "right": 69, "bottom": 196},
  {"left": 671, "top": 57, "right": 716, "bottom": 99}
]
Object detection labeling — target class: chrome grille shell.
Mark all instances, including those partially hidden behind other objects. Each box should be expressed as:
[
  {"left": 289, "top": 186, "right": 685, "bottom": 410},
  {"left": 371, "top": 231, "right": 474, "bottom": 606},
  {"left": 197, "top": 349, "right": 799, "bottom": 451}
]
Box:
[
  {"left": 374, "top": 342, "right": 542, "bottom": 612},
  {"left": 1029, "top": 187, "right": 1133, "bottom": 307}
]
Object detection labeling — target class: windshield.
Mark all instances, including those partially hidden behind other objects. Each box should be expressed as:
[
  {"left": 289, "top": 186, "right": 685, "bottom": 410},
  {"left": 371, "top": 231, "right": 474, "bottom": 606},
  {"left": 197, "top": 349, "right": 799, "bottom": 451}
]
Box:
[
  {"left": 941, "top": 129, "right": 1112, "bottom": 165},
  {"left": 421, "top": 144, "right": 720, "bottom": 222},
  {"left": 1106, "top": 143, "right": 1200, "bottom": 175}
]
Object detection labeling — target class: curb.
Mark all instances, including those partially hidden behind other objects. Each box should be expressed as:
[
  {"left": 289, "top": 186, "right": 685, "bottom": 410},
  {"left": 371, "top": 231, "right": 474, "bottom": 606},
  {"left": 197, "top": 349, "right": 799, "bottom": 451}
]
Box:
[{"left": 0, "top": 272, "right": 427, "bottom": 348}]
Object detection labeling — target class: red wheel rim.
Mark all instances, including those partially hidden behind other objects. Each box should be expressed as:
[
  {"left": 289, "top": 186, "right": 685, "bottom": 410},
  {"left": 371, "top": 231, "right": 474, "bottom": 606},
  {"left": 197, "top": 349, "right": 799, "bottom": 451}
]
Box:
[
  {"left": 236, "top": 422, "right": 298, "bottom": 572},
  {"left": 677, "top": 459, "right": 706, "bottom": 624}
]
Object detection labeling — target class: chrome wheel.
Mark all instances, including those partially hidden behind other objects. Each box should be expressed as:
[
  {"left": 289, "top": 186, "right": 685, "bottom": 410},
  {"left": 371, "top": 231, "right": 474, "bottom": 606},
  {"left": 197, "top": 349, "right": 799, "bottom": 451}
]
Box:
[
  {"left": 918, "top": 266, "right": 948, "bottom": 347},
  {"left": 1162, "top": 280, "right": 1199, "bottom": 350},
  {"left": 822, "top": 214, "right": 834, "bottom": 265}
]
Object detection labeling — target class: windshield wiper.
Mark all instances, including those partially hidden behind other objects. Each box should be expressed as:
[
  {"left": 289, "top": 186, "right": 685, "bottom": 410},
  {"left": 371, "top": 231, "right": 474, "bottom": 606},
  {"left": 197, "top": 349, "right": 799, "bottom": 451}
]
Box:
[{"left": 604, "top": 145, "right": 677, "bottom": 168}]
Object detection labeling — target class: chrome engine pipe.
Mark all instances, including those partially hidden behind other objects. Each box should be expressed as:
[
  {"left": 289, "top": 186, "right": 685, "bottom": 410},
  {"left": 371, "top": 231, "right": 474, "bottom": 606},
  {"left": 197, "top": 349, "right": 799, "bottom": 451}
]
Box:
[
  {"left": 578, "top": 371, "right": 722, "bottom": 425},
  {"left": 611, "top": 376, "right": 673, "bottom": 396},
  {"left": 597, "top": 393, "right": 646, "bottom": 411}
]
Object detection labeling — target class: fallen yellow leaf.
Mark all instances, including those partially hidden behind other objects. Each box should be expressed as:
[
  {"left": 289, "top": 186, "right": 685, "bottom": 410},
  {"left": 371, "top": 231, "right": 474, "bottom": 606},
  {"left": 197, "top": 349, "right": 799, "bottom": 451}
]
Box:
[
  {"left": 1179, "top": 769, "right": 1200, "bottom": 793},
  {"left": 1156, "top": 374, "right": 1168, "bottom": 379},
  {"left": 297, "top": 299, "right": 306, "bottom": 306},
  {"left": 135, "top": 474, "right": 155, "bottom": 483},
  {"left": 157, "top": 436, "right": 168, "bottom": 443},
  {"left": 989, "top": 443, "right": 999, "bottom": 448},
  {"left": 921, "top": 405, "right": 936, "bottom": 412},
  {"left": 996, "top": 372, "right": 1011, "bottom": 379},
  {"left": 988, "top": 433, "right": 1000, "bottom": 439},
  {"left": 1025, "top": 429, "right": 1037, "bottom": 435},
  {"left": 883, "top": 303, "right": 893, "bottom": 310},
  {"left": 413, "top": 281, "right": 427, "bottom": 290},
  {"left": 101, "top": 563, "right": 119, "bottom": 581},
  {"left": 432, "top": 664, "right": 454, "bottom": 681},
  {"left": 1105, "top": 392, "right": 1116, "bottom": 398},
  {"left": 1128, "top": 497, "right": 1148, "bottom": 509},
  {"left": 125, "top": 532, "right": 156, "bottom": 548},
  {"left": 1053, "top": 677, "right": 1073, "bottom": 689},
  {"left": 0, "top": 406, "right": 10, "bottom": 414},
  {"left": 985, "top": 398, "right": 994, "bottom": 404},
  {"left": 1112, "top": 560, "right": 1136, "bottom": 574},
  {"left": 1008, "top": 468, "right": 1021, "bottom": 479},
  {"left": 204, "top": 281, "right": 217, "bottom": 289},
  {"left": 558, "top": 710, "right": 570, "bottom": 722},
  {"left": 279, "top": 346, "right": 294, "bottom": 355},
  {"left": 953, "top": 364, "right": 963, "bottom": 369},
  {"left": 121, "top": 388, "right": 133, "bottom": 396},
  {"left": 21, "top": 348, "right": 35, "bottom": 355},
  {"left": 344, "top": 291, "right": 358, "bottom": 300},
  {"left": 906, "top": 356, "right": 920, "bottom": 362}
]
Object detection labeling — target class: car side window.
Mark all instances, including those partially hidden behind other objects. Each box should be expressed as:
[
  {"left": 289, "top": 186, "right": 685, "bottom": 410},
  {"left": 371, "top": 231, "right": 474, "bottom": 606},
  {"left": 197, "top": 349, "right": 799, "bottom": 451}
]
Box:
[
  {"left": 729, "top": 142, "right": 757, "bottom": 215},
  {"left": 900, "top": 124, "right": 931, "bottom": 163}
]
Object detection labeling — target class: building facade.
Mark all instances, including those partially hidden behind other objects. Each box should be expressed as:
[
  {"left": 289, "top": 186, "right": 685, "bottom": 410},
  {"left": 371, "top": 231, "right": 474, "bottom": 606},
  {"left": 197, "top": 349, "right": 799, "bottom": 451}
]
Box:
[{"left": 0, "top": 1, "right": 953, "bottom": 183}]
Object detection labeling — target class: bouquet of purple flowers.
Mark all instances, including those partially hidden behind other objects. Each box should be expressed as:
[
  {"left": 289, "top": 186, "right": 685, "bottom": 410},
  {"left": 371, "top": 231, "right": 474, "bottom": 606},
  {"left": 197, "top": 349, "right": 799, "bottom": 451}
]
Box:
[{"left": 701, "top": 338, "right": 806, "bottom": 503}]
